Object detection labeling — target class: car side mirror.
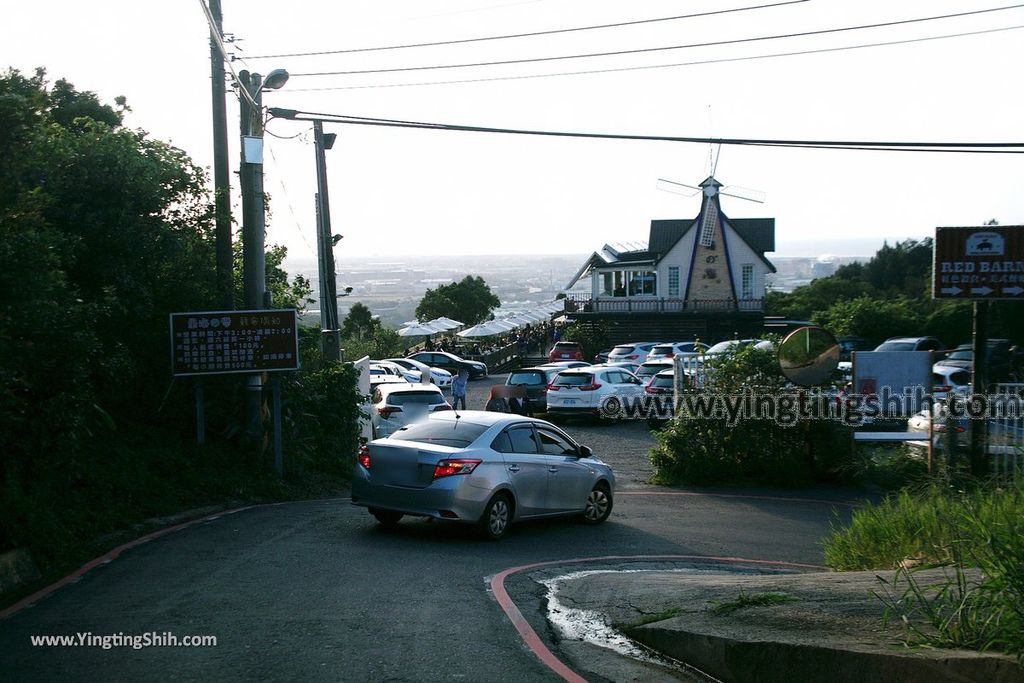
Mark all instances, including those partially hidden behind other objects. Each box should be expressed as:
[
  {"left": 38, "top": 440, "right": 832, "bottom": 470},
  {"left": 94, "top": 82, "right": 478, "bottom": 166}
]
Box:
[{"left": 578, "top": 445, "right": 593, "bottom": 458}]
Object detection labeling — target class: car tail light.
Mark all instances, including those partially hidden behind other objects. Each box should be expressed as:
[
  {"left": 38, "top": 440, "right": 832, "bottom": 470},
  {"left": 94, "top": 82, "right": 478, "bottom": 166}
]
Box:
[
  {"left": 624, "top": 354, "right": 638, "bottom": 360},
  {"left": 433, "top": 404, "right": 453, "bottom": 411},
  {"left": 357, "top": 444, "right": 370, "bottom": 470},
  {"left": 547, "top": 383, "right": 559, "bottom": 391},
  {"left": 432, "top": 458, "right": 482, "bottom": 479},
  {"left": 578, "top": 382, "right": 601, "bottom": 391},
  {"left": 934, "top": 385, "right": 951, "bottom": 393},
  {"left": 955, "top": 426, "right": 966, "bottom": 433},
  {"left": 572, "top": 352, "right": 583, "bottom": 360},
  {"left": 377, "top": 405, "right": 403, "bottom": 418}
]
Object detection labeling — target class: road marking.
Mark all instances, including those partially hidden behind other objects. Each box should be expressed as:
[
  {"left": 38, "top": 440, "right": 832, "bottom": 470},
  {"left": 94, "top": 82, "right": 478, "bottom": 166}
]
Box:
[
  {"left": 616, "top": 491, "right": 862, "bottom": 507},
  {"left": 490, "top": 554, "right": 825, "bottom": 683}
]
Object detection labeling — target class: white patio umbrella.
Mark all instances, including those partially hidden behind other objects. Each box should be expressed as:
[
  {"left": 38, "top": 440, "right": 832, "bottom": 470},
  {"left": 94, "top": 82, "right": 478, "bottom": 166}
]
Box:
[
  {"left": 434, "top": 316, "right": 464, "bottom": 328},
  {"left": 489, "top": 319, "right": 519, "bottom": 332},
  {"left": 424, "top": 317, "right": 460, "bottom": 331},
  {"left": 398, "top": 321, "right": 445, "bottom": 336},
  {"left": 457, "top": 322, "right": 502, "bottom": 338}
]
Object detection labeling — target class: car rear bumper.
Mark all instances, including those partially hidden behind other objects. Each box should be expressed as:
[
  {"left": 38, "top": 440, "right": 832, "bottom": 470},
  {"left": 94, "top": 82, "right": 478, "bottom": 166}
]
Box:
[{"left": 351, "top": 468, "right": 493, "bottom": 521}]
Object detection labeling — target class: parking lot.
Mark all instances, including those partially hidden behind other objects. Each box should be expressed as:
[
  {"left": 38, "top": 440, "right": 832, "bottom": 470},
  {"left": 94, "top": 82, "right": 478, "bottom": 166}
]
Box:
[{"left": 465, "top": 372, "right": 657, "bottom": 489}]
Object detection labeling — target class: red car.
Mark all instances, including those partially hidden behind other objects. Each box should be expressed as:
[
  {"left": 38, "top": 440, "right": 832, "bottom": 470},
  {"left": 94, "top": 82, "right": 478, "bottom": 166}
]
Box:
[{"left": 548, "top": 341, "right": 585, "bottom": 362}]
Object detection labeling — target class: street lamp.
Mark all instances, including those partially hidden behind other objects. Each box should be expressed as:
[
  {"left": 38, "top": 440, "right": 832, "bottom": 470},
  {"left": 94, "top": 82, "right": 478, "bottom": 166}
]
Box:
[{"left": 238, "top": 68, "right": 288, "bottom": 438}]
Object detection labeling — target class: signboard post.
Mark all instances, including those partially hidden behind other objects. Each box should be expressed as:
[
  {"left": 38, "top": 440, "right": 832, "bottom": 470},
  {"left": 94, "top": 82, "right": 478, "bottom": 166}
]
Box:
[
  {"left": 933, "top": 226, "right": 1024, "bottom": 300},
  {"left": 170, "top": 309, "right": 298, "bottom": 476},
  {"left": 933, "top": 226, "right": 1023, "bottom": 475}
]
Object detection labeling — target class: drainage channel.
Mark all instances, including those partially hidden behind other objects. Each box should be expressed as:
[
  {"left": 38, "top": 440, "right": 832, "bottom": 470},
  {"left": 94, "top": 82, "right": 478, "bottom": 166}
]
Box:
[{"left": 540, "top": 569, "right": 724, "bottom": 683}]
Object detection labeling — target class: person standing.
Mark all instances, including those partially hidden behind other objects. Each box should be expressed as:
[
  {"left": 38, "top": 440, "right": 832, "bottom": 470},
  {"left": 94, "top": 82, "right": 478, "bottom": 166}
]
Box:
[
  {"left": 451, "top": 369, "right": 469, "bottom": 411},
  {"left": 508, "top": 385, "right": 532, "bottom": 417}
]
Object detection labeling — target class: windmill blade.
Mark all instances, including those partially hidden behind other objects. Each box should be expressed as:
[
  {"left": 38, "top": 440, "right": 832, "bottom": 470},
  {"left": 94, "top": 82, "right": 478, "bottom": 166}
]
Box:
[
  {"left": 721, "top": 185, "right": 766, "bottom": 204},
  {"left": 656, "top": 178, "right": 700, "bottom": 197}
]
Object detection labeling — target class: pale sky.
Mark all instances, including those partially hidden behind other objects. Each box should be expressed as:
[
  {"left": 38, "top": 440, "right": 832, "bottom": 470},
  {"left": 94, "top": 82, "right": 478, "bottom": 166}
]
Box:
[{"left": 4, "top": 0, "right": 1022, "bottom": 264}]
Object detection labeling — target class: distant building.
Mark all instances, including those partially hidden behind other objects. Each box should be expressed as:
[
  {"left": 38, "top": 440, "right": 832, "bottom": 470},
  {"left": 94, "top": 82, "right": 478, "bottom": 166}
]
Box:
[
  {"left": 563, "top": 176, "right": 775, "bottom": 343},
  {"left": 811, "top": 255, "right": 837, "bottom": 279}
]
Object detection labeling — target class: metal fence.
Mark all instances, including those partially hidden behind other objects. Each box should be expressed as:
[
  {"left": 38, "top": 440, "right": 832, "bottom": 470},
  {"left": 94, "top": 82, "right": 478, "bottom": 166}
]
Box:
[{"left": 988, "top": 383, "right": 1024, "bottom": 480}]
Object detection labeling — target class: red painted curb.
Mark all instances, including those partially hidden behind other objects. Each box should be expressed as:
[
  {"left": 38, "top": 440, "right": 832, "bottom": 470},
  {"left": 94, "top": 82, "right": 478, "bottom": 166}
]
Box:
[{"left": 490, "top": 554, "right": 825, "bottom": 682}]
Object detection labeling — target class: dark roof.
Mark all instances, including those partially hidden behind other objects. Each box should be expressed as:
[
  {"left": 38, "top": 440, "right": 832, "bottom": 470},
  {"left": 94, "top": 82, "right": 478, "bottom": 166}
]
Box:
[
  {"left": 730, "top": 218, "right": 775, "bottom": 254},
  {"left": 611, "top": 250, "right": 656, "bottom": 264},
  {"left": 649, "top": 219, "right": 693, "bottom": 255}
]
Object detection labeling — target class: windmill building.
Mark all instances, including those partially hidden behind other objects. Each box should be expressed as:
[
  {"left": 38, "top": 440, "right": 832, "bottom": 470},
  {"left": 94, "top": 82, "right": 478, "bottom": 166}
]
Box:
[{"left": 564, "top": 176, "right": 776, "bottom": 344}]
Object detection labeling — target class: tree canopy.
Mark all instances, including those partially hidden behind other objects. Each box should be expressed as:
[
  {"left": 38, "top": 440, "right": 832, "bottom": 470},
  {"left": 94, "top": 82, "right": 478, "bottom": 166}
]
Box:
[{"left": 415, "top": 275, "right": 500, "bottom": 326}]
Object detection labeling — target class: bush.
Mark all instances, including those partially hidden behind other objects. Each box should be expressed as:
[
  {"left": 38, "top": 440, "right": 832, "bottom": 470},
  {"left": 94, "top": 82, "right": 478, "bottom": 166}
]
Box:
[{"left": 648, "top": 344, "right": 859, "bottom": 486}]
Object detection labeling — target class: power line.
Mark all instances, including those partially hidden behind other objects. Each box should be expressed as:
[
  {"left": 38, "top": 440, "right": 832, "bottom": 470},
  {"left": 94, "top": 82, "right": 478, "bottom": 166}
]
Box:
[
  {"left": 267, "top": 108, "right": 1024, "bottom": 154},
  {"left": 286, "top": 24, "right": 1024, "bottom": 91},
  {"left": 244, "top": 0, "right": 808, "bottom": 59},
  {"left": 196, "top": 0, "right": 257, "bottom": 109},
  {"left": 290, "top": 4, "right": 1024, "bottom": 77}
]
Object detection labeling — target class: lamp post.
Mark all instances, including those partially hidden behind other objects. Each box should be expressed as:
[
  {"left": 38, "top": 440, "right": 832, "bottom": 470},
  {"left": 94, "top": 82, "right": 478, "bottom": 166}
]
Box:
[{"left": 238, "top": 68, "right": 288, "bottom": 437}]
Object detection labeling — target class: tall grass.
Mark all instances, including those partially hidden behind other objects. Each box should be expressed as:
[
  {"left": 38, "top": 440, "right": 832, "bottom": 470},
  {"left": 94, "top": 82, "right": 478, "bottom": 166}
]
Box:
[{"left": 823, "top": 478, "right": 1024, "bottom": 660}]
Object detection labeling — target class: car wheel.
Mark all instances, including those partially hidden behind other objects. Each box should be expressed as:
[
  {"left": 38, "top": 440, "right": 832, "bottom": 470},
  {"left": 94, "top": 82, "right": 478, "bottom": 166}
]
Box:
[
  {"left": 581, "top": 483, "right": 612, "bottom": 524},
  {"left": 370, "top": 508, "right": 403, "bottom": 527},
  {"left": 480, "top": 493, "right": 513, "bottom": 540}
]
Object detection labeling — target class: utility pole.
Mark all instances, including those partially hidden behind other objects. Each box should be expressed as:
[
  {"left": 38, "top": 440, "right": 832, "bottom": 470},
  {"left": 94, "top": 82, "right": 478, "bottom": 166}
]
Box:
[
  {"left": 238, "top": 69, "right": 266, "bottom": 437},
  {"left": 208, "top": 0, "right": 233, "bottom": 308},
  {"left": 969, "top": 301, "right": 990, "bottom": 475},
  {"left": 314, "top": 120, "right": 341, "bottom": 362}
]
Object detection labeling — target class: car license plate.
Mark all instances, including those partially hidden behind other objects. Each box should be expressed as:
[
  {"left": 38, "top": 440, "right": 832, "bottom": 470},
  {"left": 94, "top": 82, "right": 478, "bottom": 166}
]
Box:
[
  {"left": 563, "top": 399, "right": 576, "bottom": 405},
  {"left": 561, "top": 354, "right": 569, "bottom": 358}
]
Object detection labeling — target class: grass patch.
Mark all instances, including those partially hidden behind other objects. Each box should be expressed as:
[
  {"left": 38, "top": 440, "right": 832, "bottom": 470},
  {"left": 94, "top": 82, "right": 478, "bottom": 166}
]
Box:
[
  {"left": 709, "top": 590, "right": 800, "bottom": 615},
  {"left": 824, "top": 477, "right": 1024, "bottom": 661}
]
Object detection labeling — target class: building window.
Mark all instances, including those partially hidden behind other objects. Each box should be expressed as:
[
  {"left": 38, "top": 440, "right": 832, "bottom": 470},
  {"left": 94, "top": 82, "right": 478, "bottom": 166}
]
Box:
[
  {"left": 668, "top": 266, "right": 680, "bottom": 297},
  {"left": 601, "top": 272, "right": 614, "bottom": 296},
  {"left": 741, "top": 264, "right": 754, "bottom": 299},
  {"left": 628, "top": 270, "right": 656, "bottom": 296}
]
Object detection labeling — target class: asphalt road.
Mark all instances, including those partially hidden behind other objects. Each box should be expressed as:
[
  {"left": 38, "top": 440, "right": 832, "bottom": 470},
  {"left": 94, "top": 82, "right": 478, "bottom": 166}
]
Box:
[{"left": 0, "top": 374, "right": 862, "bottom": 682}]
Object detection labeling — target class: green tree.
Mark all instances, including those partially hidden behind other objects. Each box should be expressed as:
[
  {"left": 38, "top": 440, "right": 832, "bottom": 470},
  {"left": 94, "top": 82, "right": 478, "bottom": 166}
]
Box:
[
  {"left": 340, "top": 302, "right": 378, "bottom": 341},
  {"left": 415, "top": 275, "right": 500, "bottom": 326},
  {"left": 813, "top": 296, "right": 927, "bottom": 346}
]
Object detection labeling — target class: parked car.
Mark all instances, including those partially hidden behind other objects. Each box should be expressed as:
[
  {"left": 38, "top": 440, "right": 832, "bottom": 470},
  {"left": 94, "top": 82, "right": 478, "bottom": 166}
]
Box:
[
  {"left": 607, "top": 342, "right": 663, "bottom": 364},
  {"left": 505, "top": 366, "right": 564, "bottom": 412},
  {"left": 370, "top": 383, "right": 451, "bottom": 438},
  {"left": 369, "top": 367, "right": 410, "bottom": 389},
  {"left": 905, "top": 403, "right": 967, "bottom": 450},
  {"left": 645, "top": 368, "right": 675, "bottom": 396},
  {"left": 352, "top": 411, "right": 615, "bottom": 539},
  {"left": 371, "top": 360, "right": 419, "bottom": 383},
  {"left": 385, "top": 357, "right": 453, "bottom": 390},
  {"left": 540, "top": 360, "right": 591, "bottom": 369},
  {"left": 594, "top": 349, "right": 611, "bottom": 363},
  {"left": 407, "top": 351, "right": 488, "bottom": 379},
  {"left": 873, "top": 336, "right": 945, "bottom": 353},
  {"left": 932, "top": 365, "right": 971, "bottom": 402},
  {"left": 548, "top": 341, "right": 585, "bottom": 362},
  {"left": 589, "top": 361, "right": 641, "bottom": 375},
  {"left": 837, "top": 336, "right": 870, "bottom": 361},
  {"left": 546, "top": 367, "right": 644, "bottom": 418},
  {"left": 933, "top": 339, "right": 1015, "bottom": 382},
  {"left": 635, "top": 359, "right": 675, "bottom": 382},
  {"left": 647, "top": 342, "right": 709, "bottom": 361},
  {"left": 702, "top": 339, "right": 775, "bottom": 360}
]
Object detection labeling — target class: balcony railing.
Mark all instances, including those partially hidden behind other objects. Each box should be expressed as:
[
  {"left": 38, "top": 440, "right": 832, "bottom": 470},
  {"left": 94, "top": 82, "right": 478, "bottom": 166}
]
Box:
[{"left": 563, "top": 293, "right": 763, "bottom": 313}]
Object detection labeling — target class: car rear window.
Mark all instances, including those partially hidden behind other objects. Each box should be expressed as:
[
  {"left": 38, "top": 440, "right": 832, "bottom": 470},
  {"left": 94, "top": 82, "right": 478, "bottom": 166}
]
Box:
[
  {"left": 391, "top": 420, "right": 488, "bottom": 447},
  {"left": 553, "top": 372, "right": 593, "bottom": 386},
  {"left": 553, "top": 342, "right": 581, "bottom": 349},
  {"left": 609, "top": 346, "right": 635, "bottom": 355},
  {"left": 950, "top": 371, "right": 971, "bottom": 385},
  {"left": 651, "top": 345, "right": 673, "bottom": 354},
  {"left": 508, "top": 371, "right": 546, "bottom": 385},
  {"left": 388, "top": 391, "right": 445, "bottom": 406},
  {"left": 875, "top": 342, "right": 915, "bottom": 351},
  {"left": 652, "top": 375, "right": 674, "bottom": 388}
]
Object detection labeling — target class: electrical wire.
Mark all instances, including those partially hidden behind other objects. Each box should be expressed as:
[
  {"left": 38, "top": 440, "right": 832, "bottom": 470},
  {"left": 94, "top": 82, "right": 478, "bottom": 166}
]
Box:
[
  {"left": 244, "top": 0, "right": 808, "bottom": 59},
  {"left": 266, "top": 144, "right": 318, "bottom": 259},
  {"left": 196, "top": 0, "right": 258, "bottom": 110},
  {"left": 289, "top": 3, "right": 1024, "bottom": 77},
  {"left": 286, "top": 23, "right": 1024, "bottom": 91},
  {"left": 267, "top": 108, "right": 1024, "bottom": 154}
]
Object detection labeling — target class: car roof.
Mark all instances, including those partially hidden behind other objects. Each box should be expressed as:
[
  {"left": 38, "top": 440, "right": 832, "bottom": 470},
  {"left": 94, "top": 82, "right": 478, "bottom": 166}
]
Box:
[
  {"left": 376, "top": 382, "right": 442, "bottom": 395},
  {"left": 427, "top": 410, "right": 555, "bottom": 428}
]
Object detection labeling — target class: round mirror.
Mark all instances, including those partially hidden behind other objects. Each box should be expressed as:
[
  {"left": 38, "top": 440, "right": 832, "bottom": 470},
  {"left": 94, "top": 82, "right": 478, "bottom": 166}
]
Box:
[{"left": 778, "top": 326, "right": 840, "bottom": 386}]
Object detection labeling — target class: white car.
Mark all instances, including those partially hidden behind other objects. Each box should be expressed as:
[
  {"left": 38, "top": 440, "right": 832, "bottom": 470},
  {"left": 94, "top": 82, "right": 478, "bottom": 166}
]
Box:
[
  {"left": 646, "top": 342, "right": 710, "bottom": 361},
  {"left": 932, "top": 365, "right": 970, "bottom": 402},
  {"left": 371, "top": 383, "right": 452, "bottom": 438},
  {"left": 607, "top": 342, "right": 663, "bottom": 364},
  {"left": 385, "top": 357, "right": 454, "bottom": 390},
  {"left": 372, "top": 360, "right": 419, "bottom": 383},
  {"left": 545, "top": 367, "right": 645, "bottom": 418}
]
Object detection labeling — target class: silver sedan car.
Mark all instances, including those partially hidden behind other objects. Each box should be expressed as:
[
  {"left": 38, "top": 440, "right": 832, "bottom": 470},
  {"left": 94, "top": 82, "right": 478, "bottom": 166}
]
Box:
[{"left": 351, "top": 411, "right": 615, "bottom": 539}]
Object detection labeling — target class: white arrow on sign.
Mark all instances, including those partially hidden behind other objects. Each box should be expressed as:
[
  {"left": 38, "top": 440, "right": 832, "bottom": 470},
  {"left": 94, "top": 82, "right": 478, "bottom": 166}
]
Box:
[
  {"left": 971, "top": 286, "right": 994, "bottom": 295},
  {"left": 940, "top": 286, "right": 963, "bottom": 295},
  {"left": 1003, "top": 286, "right": 1024, "bottom": 295}
]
